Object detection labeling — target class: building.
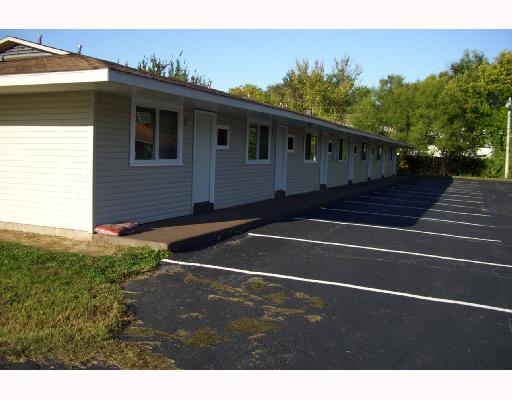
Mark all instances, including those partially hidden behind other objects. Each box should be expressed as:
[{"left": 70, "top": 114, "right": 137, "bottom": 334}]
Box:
[{"left": 0, "top": 36, "right": 409, "bottom": 239}]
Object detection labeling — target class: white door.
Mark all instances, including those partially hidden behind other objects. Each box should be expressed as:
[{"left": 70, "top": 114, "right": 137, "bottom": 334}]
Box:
[
  {"left": 368, "top": 146, "right": 374, "bottom": 179},
  {"left": 193, "top": 110, "right": 216, "bottom": 204},
  {"left": 382, "top": 147, "right": 386, "bottom": 177},
  {"left": 392, "top": 147, "right": 397, "bottom": 175},
  {"left": 274, "top": 125, "right": 288, "bottom": 192},
  {"left": 319, "top": 132, "right": 328, "bottom": 187},
  {"left": 348, "top": 138, "right": 355, "bottom": 182}
]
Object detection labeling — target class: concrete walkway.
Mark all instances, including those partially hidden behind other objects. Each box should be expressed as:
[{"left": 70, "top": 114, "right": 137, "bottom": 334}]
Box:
[{"left": 92, "top": 176, "right": 411, "bottom": 252}]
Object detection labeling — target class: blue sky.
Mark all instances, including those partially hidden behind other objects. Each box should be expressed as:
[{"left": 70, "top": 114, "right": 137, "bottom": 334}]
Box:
[{"left": 1, "top": 29, "right": 510, "bottom": 92}]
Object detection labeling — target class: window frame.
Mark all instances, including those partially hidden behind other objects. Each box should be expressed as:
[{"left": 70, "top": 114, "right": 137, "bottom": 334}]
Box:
[
  {"left": 216, "top": 125, "right": 230, "bottom": 150},
  {"left": 287, "top": 135, "right": 295, "bottom": 153},
  {"left": 303, "top": 130, "right": 318, "bottom": 163},
  {"left": 377, "top": 145, "right": 382, "bottom": 160},
  {"left": 130, "top": 98, "right": 183, "bottom": 167},
  {"left": 245, "top": 120, "right": 272, "bottom": 165},
  {"left": 337, "top": 137, "right": 347, "bottom": 162}
]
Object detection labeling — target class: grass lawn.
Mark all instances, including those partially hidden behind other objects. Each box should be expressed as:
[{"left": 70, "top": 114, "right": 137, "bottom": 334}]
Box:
[{"left": 0, "top": 237, "right": 176, "bottom": 369}]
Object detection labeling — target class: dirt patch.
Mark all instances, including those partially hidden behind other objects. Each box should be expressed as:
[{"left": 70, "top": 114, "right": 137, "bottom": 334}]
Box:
[
  {"left": 125, "top": 323, "right": 224, "bottom": 349},
  {"left": 262, "top": 305, "right": 304, "bottom": 321},
  {"left": 225, "top": 317, "right": 278, "bottom": 335},
  {"left": 305, "top": 315, "right": 323, "bottom": 323},
  {"left": 0, "top": 230, "right": 118, "bottom": 257},
  {"left": 123, "top": 266, "right": 330, "bottom": 368},
  {"left": 264, "top": 291, "right": 288, "bottom": 305},
  {"left": 242, "top": 277, "right": 282, "bottom": 291},
  {"left": 294, "top": 292, "right": 326, "bottom": 309}
]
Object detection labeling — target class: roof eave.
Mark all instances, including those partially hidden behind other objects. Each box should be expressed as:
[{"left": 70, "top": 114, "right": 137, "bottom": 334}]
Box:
[{"left": 107, "top": 69, "right": 412, "bottom": 148}]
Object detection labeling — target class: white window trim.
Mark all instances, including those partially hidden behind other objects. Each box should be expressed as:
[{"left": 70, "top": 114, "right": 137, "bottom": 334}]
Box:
[
  {"left": 216, "top": 125, "right": 230, "bottom": 150},
  {"left": 303, "top": 130, "right": 318, "bottom": 163},
  {"left": 129, "top": 98, "right": 183, "bottom": 167},
  {"left": 287, "top": 134, "right": 295, "bottom": 153},
  {"left": 245, "top": 120, "right": 272, "bottom": 165},
  {"left": 337, "top": 137, "right": 348, "bottom": 163}
]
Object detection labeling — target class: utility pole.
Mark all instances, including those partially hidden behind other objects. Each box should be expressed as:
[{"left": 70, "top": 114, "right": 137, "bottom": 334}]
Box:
[{"left": 506, "top": 97, "right": 511, "bottom": 179}]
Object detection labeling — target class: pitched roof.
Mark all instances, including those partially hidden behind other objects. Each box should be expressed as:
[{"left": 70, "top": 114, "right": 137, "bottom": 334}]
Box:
[
  {"left": 0, "top": 54, "right": 105, "bottom": 74},
  {"left": 0, "top": 36, "right": 413, "bottom": 148},
  {"left": 0, "top": 36, "right": 70, "bottom": 60}
]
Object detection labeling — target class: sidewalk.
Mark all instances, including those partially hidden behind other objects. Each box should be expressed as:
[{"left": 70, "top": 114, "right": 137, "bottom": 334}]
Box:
[{"left": 92, "top": 176, "right": 411, "bottom": 252}]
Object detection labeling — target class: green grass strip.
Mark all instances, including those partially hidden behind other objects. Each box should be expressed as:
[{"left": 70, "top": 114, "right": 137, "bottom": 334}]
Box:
[{"left": 0, "top": 241, "right": 174, "bottom": 369}]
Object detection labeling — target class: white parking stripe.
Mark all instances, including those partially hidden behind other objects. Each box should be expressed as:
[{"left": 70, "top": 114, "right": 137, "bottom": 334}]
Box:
[
  {"left": 293, "top": 218, "right": 501, "bottom": 243},
  {"left": 392, "top": 188, "right": 483, "bottom": 196},
  {"left": 344, "top": 200, "right": 491, "bottom": 217},
  {"left": 320, "top": 207, "right": 495, "bottom": 227},
  {"left": 393, "top": 184, "right": 481, "bottom": 193},
  {"left": 247, "top": 233, "right": 511, "bottom": 268},
  {"left": 384, "top": 189, "right": 483, "bottom": 200},
  {"left": 373, "top": 191, "right": 484, "bottom": 204},
  {"left": 359, "top": 195, "right": 487, "bottom": 210},
  {"left": 161, "top": 259, "right": 512, "bottom": 315}
]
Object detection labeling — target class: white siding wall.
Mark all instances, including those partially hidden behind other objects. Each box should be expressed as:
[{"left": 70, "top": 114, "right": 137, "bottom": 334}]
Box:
[
  {"left": 214, "top": 113, "right": 275, "bottom": 209},
  {"left": 0, "top": 92, "right": 93, "bottom": 232},
  {"left": 286, "top": 127, "right": 320, "bottom": 195},
  {"left": 327, "top": 133, "right": 349, "bottom": 188},
  {"left": 93, "top": 92, "right": 193, "bottom": 225}
]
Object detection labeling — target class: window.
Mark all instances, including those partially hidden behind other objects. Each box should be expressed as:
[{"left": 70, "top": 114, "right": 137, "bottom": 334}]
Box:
[
  {"left": 338, "top": 138, "right": 347, "bottom": 161},
  {"left": 361, "top": 143, "right": 367, "bottom": 161},
  {"left": 328, "top": 141, "right": 333, "bottom": 154},
  {"left": 287, "top": 135, "right": 295, "bottom": 152},
  {"left": 131, "top": 102, "right": 182, "bottom": 166},
  {"left": 217, "top": 125, "right": 229, "bottom": 149},
  {"left": 377, "top": 145, "right": 382, "bottom": 160},
  {"left": 354, "top": 145, "right": 358, "bottom": 155},
  {"left": 304, "top": 132, "right": 318, "bottom": 162},
  {"left": 390, "top": 147, "right": 394, "bottom": 160},
  {"left": 246, "top": 122, "right": 271, "bottom": 163}
]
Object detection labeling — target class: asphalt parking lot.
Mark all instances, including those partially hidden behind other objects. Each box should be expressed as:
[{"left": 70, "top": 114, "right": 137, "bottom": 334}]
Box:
[{"left": 124, "top": 177, "right": 512, "bottom": 369}]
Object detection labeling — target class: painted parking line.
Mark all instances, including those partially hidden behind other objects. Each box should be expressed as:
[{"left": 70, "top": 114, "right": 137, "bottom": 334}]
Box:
[
  {"left": 161, "top": 259, "right": 512, "bottom": 315},
  {"left": 383, "top": 188, "right": 483, "bottom": 200},
  {"left": 373, "top": 191, "right": 484, "bottom": 204},
  {"left": 393, "top": 183, "right": 481, "bottom": 191},
  {"left": 247, "top": 233, "right": 511, "bottom": 268},
  {"left": 344, "top": 200, "right": 491, "bottom": 217},
  {"left": 293, "top": 217, "right": 501, "bottom": 243},
  {"left": 320, "top": 207, "right": 495, "bottom": 227},
  {"left": 358, "top": 195, "right": 488, "bottom": 210},
  {"left": 392, "top": 186, "right": 483, "bottom": 196}
]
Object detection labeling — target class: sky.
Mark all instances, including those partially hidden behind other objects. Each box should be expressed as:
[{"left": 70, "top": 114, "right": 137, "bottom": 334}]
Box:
[{"left": 1, "top": 29, "right": 511, "bottom": 93}]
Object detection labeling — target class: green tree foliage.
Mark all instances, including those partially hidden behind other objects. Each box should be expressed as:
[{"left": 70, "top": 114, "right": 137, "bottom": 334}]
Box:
[
  {"left": 229, "top": 84, "right": 269, "bottom": 103},
  {"left": 228, "top": 56, "right": 362, "bottom": 124},
  {"left": 137, "top": 53, "right": 212, "bottom": 88},
  {"left": 349, "top": 50, "right": 512, "bottom": 176}
]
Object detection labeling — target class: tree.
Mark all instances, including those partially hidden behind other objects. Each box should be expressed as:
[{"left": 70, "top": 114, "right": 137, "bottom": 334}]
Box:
[
  {"left": 227, "top": 56, "right": 362, "bottom": 124},
  {"left": 228, "top": 84, "right": 269, "bottom": 103},
  {"left": 137, "top": 53, "right": 212, "bottom": 88}
]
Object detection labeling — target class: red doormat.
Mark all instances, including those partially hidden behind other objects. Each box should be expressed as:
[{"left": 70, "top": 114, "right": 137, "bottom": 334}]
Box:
[{"left": 94, "top": 222, "right": 139, "bottom": 236}]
